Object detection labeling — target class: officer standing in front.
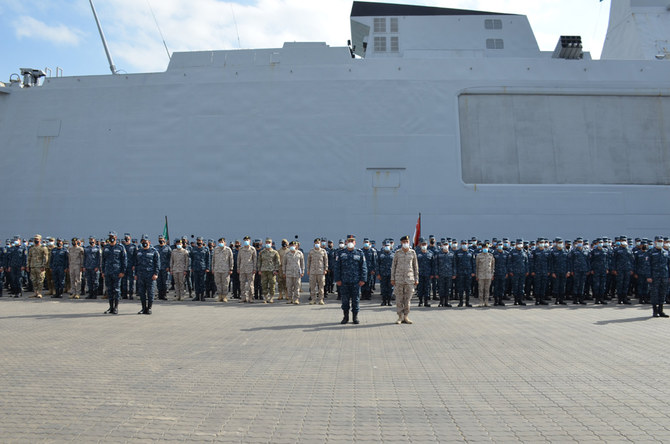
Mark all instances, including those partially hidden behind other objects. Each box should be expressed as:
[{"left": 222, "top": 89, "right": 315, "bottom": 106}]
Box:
[
  {"left": 102, "top": 231, "right": 128, "bottom": 314},
  {"left": 613, "top": 237, "right": 634, "bottom": 305},
  {"left": 237, "top": 236, "right": 257, "bottom": 303},
  {"left": 134, "top": 234, "right": 159, "bottom": 314},
  {"left": 475, "top": 243, "right": 494, "bottom": 307},
  {"left": 6, "top": 236, "right": 27, "bottom": 297},
  {"left": 334, "top": 235, "right": 367, "bottom": 325},
  {"left": 169, "top": 239, "right": 189, "bottom": 301},
  {"left": 391, "top": 235, "right": 418, "bottom": 324}
]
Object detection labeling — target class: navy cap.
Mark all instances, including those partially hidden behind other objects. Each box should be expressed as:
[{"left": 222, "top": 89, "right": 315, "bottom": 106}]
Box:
[
  {"left": 338, "top": 239, "right": 344, "bottom": 243},
  {"left": 400, "top": 235, "right": 409, "bottom": 242},
  {"left": 141, "top": 234, "right": 149, "bottom": 241},
  {"left": 109, "top": 231, "right": 117, "bottom": 237},
  {"left": 347, "top": 234, "right": 356, "bottom": 240},
  {"left": 158, "top": 235, "right": 165, "bottom": 240},
  {"left": 418, "top": 237, "right": 425, "bottom": 244},
  {"left": 363, "top": 237, "right": 370, "bottom": 242},
  {"left": 196, "top": 236, "right": 203, "bottom": 241},
  {"left": 124, "top": 233, "right": 131, "bottom": 238},
  {"left": 429, "top": 235, "right": 435, "bottom": 239}
]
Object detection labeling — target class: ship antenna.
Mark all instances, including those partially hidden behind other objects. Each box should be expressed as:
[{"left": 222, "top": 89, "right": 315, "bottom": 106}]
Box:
[
  {"left": 88, "top": 0, "right": 118, "bottom": 74},
  {"left": 231, "top": 5, "right": 242, "bottom": 49},
  {"left": 147, "top": 0, "right": 171, "bottom": 60}
]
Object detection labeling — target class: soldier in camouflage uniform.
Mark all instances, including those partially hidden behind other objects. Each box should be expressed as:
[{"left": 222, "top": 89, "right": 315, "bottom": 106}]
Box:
[
  {"left": 27, "top": 235, "right": 49, "bottom": 298},
  {"left": 258, "top": 237, "right": 281, "bottom": 303},
  {"left": 307, "top": 238, "right": 328, "bottom": 305},
  {"left": 237, "top": 236, "right": 257, "bottom": 303},
  {"left": 475, "top": 244, "right": 494, "bottom": 307},
  {"left": 211, "top": 237, "right": 234, "bottom": 302},
  {"left": 391, "top": 235, "right": 418, "bottom": 324},
  {"left": 68, "top": 237, "right": 85, "bottom": 299},
  {"left": 283, "top": 241, "right": 304, "bottom": 304}
]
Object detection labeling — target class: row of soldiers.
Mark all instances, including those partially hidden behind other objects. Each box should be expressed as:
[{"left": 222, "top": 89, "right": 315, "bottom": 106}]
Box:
[{"left": 3, "top": 232, "right": 670, "bottom": 318}]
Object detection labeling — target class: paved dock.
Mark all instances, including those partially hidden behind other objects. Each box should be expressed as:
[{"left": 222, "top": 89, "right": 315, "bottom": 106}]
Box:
[{"left": 1, "top": 290, "right": 670, "bottom": 443}]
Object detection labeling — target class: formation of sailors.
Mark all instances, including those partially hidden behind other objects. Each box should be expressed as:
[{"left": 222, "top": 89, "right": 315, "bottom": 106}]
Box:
[{"left": 1, "top": 232, "right": 669, "bottom": 319}]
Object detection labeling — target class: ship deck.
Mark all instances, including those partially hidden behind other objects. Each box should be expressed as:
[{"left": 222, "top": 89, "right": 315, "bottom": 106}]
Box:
[{"left": 1, "top": 286, "right": 669, "bottom": 443}]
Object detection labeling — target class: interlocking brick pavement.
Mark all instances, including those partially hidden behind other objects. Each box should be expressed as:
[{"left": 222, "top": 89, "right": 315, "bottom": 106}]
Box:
[{"left": 1, "top": 288, "right": 670, "bottom": 443}]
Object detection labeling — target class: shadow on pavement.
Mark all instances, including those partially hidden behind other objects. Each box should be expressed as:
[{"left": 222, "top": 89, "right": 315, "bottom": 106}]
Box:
[
  {"left": 594, "top": 316, "right": 651, "bottom": 325},
  {"left": 241, "top": 322, "right": 392, "bottom": 332}
]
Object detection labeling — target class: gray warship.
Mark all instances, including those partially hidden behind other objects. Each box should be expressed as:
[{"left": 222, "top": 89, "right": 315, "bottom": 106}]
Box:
[{"left": 0, "top": 0, "right": 669, "bottom": 241}]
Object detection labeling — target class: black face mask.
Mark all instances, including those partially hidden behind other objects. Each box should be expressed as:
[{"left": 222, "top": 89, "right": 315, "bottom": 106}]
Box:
[
  {"left": 197, "top": 243, "right": 203, "bottom": 247},
  {"left": 141, "top": 242, "right": 148, "bottom": 248}
]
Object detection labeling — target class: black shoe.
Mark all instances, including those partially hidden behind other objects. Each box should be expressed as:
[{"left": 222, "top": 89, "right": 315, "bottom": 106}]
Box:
[
  {"left": 418, "top": 302, "right": 423, "bottom": 307},
  {"left": 465, "top": 303, "right": 473, "bottom": 308},
  {"left": 457, "top": 302, "right": 463, "bottom": 307},
  {"left": 580, "top": 301, "right": 587, "bottom": 305},
  {"left": 111, "top": 300, "right": 118, "bottom": 315},
  {"left": 445, "top": 303, "right": 452, "bottom": 307},
  {"left": 424, "top": 303, "right": 431, "bottom": 308},
  {"left": 659, "top": 305, "right": 669, "bottom": 318},
  {"left": 352, "top": 313, "right": 360, "bottom": 325},
  {"left": 600, "top": 300, "right": 608, "bottom": 305},
  {"left": 138, "top": 301, "right": 147, "bottom": 315},
  {"left": 146, "top": 302, "right": 152, "bottom": 315},
  {"left": 653, "top": 305, "right": 659, "bottom": 317},
  {"left": 518, "top": 302, "right": 526, "bottom": 306},
  {"left": 559, "top": 301, "right": 567, "bottom": 305},
  {"left": 341, "top": 311, "right": 349, "bottom": 324},
  {"left": 623, "top": 300, "right": 632, "bottom": 305},
  {"left": 513, "top": 301, "right": 518, "bottom": 306}
]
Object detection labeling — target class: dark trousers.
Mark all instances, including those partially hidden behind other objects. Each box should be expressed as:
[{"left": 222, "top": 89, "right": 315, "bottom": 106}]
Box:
[
  {"left": 121, "top": 269, "right": 134, "bottom": 297},
  {"left": 136, "top": 275, "right": 155, "bottom": 304},
  {"left": 438, "top": 276, "right": 452, "bottom": 305},
  {"left": 534, "top": 273, "right": 548, "bottom": 302},
  {"left": 52, "top": 268, "right": 65, "bottom": 294},
  {"left": 615, "top": 272, "right": 631, "bottom": 302},
  {"left": 9, "top": 268, "right": 22, "bottom": 295},
  {"left": 232, "top": 272, "right": 240, "bottom": 297},
  {"left": 417, "top": 275, "right": 430, "bottom": 303},
  {"left": 339, "top": 283, "right": 360, "bottom": 314},
  {"left": 572, "top": 272, "right": 587, "bottom": 303},
  {"left": 455, "top": 274, "right": 471, "bottom": 304},
  {"left": 86, "top": 269, "right": 99, "bottom": 297},
  {"left": 592, "top": 273, "right": 607, "bottom": 301},
  {"left": 510, "top": 274, "right": 525, "bottom": 302},
  {"left": 192, "top": 270, "right": 206, "bottom": 296},
  {"left": 106, "top": 274, "right": 122, "bottom": 301},
  {"left": 157, "top": 270, "right": 169, "bottom": 298},
  {"left": 379, "top": 275, "right": 392, "bottom": 303},
  {"left": 650, "top": 277, "right": 669, "bottom": 305},
  {"left": 637, "top": 274, "right": 650, "bottom": 302},
  {"left": 493, "top": 274, "right": 505, "bottom": 304},
  {"left": 553, "top": 274, "right": 567, "bottom": 302}
]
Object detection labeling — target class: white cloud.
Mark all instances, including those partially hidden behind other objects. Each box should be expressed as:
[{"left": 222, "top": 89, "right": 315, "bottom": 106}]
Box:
[
  {"left": 90, "top": 0, "right": 610, "bottom": 73},
  {"left": 13, "top": 15, "right": 83, "bottom": 46}
]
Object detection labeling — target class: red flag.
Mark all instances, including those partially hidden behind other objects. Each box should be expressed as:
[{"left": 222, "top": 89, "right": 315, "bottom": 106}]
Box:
[{"left": 412, "top": 213, "right": 421, "bottom": 247}]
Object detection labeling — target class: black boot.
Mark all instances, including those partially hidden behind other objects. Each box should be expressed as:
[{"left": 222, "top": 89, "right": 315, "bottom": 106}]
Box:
[
  {"left": 653, "top": 305, "right": 659, "bottom": 317},
  {"left": 352, "top": 312, "right": 360, "bottom": 324},
  {"left": 340, "top": 311, "right": 349, "bottom": 324},
  {"left": 146, "top": 300, "right": 152, "bottom": 315},
  {"left": 105, "top": 298, "right": 113, "bottom": 314},
  {"left": 659, "top": 304, "right": 669, "bottom": 318},
  {"left": 138, "top": 300, "right": 147, "bottom": 315},
  {"left": 112, "top": 299, "right": 118, "bottom": 315}
]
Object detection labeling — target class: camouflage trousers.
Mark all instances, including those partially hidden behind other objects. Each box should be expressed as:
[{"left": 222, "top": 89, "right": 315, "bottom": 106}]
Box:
[
  {"left": 395, "top": 282, "right": 414, "bottom": 316},
  {"left": 309, "top": 273, "right": 325, "bottom": 301},
  {"left": 69, "top": 268, "right": 82, "bottom": 296},
  {"left": 30, "top": 269, "right": 45, "bottom": 296},
  {"left": 261, "top": 271, "right": 276, "bottom": 301},
  {"left": 286, "top": 276, "right": 300, "bottom": 303},
  {"left": 277, "top": 273, "right": 287, "bottom": 299},
  {"left": 240, "top": 272, "right": 255, "bottom": 302},
  {"left": 214, "top": 272, "right": 230, "bottom": 297},
  {"left": 477, "top": 278, "right": 491, "bottom": 306}
]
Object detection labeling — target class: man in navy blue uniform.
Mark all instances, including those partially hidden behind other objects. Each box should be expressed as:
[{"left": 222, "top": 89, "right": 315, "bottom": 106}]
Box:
[
  {"left": 48, "top": 238, "right": 69, "bottom": 299},
  {"left": 134, "top": 234, "right": 160, "bottom": 314},
  {"left": 377, "top": 240, "right": 394, "bottom": 306},
  {"left": 492, "top": 243, "right": 508, "bottom": 306},
  {"left": 590, "top": 240, "right": 610, "bottom": 305},
  {"left": 508, "top": 239, "right": 528, "bottom": 306},
  {"left": 121, "top": 233, "right": 137, "bottom": 300},
  {"left": 360, "top": 238, "right": 377, "bottom": 301},
  {"left": 102, "top": 231, "right": 128, "bottom": 314},
  {"left": 436, "top": 241, "right": 455, "bottom": 308},
  {"left": 334, "top": 235, "right": 367, "bottom": 325},
  {"left": 549, "top": 238, "right": 569, "bottom": 305},
  {"left": 454, "top": 240, "right": 475, "bottom": 307},
  {"left": 649, "top": 236, "right": 670, "bottom": 317},
  {"left": 612, "top": 237, "right": 634, "bottom": 305},
  {"left": 190, "top": 237, "right": 210, "bottom": 301},
  {"left": 83, "top": 236, "right": 101, "bottom": 299},
  {"left": 155, "top": 235, "right": 171, "bottom": 300},
  {"left": 530, "top": 239, "right": 549, "bottom": 305},
  {"left": 634, "top": 240, "right": 651, "bottom": 304},
  {"left": 416, "top": 238, "right": 435, "bottom": 307},
  {"left": 6, "top": 236, "right": 27, "bottom": 297},
  {"left": 568, "top": 238, "right": 590, "bottom": 305}
]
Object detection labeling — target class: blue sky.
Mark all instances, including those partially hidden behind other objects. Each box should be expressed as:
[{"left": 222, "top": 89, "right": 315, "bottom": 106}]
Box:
[{"left": 0, "top": 0, "right": 612, "bottom": 79}]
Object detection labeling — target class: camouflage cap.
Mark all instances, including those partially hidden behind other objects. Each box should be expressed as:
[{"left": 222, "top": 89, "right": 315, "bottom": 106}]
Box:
[{"left": 34, "top": 234, "right": 42, "bottom": 240}]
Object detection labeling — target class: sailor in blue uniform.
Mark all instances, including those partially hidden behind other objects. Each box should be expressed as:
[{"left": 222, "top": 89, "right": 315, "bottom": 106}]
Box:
[
  {"left": 613, "top": 237, "right": 634, "bottom": 305},
  {"left": 649, "top": 236, "right": 670, "bottom": 317},
  {"left": 549, "top": 238, "right": 569, "bottom": 305},
  {"left": 377, "top": 240, "right": 394, "bottom": 306},
  {"left": 121, "top": 233, "right": 137, "bottom": 299},
  {"left": 134, "top": 234, "right": 160, "bottom": 314},
  {"left": 530, "top": 239, "right": 549, "bottom": 305},
  {"left": 48, "top": 238, "right": 69, "bottom": 299},
  {"left": 454, "top": 240, "right": 475, "bottom": 307},
  {"left": 492, "top": 243, "right": 508, "bottom": 306},
  {"left": 634, "top": 240, "right": 651, "bottom": 304},
  {"left": 568, "top": 238, "right": 590, "bottom": 305},
  {"left": 590, "top": 240, "right": 610, "bottom": 305},
  {"left": 416, "top": 237, "right": 435, "bottom": 307},
  {"left": 6, "top": 236, "right": 27, "bottom": 297},
  {"left": 436, "top": 241, "right": 455, "bottom": 307},
  {"left": 190, "top": 237, "right": 210, "bottom": 301},
  {"left": 361, "top": 238, "right": 377, "bottom": 300},
  {"left": 83, "top": 236, "right": 101, "bottom": 299},
  {"left": 507, "top": 239, "right": 528, "bottom": 306},
  {"left": 102, "top": 231, "right": 128, "bottom": 314},
  {"left": 155, "top": 235, "right": 171, "bottom": 300},
  {"left": 334, "top": 235, "right": 367, "bottom": 325}
]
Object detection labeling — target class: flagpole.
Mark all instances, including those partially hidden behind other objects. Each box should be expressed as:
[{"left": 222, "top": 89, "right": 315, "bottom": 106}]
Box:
[{"left": 165, "top": 215, "right": 170, "bottom": 245}]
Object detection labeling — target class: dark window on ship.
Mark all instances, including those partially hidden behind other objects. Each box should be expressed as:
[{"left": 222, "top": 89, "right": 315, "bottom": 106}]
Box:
[
  {"left": 390, "top": 17, "right": 399, "bottom": 33},
  {"left": 374, "top": 36, "right": 387, "bottom": 52},
  {"left": 374, "top": 18, "right": 386, "bottom": 33},
  {"left": 390, "top": 36, "right": 399, "bottom": 52},
  {"left": 485, "top": 19, "right": 503, "bottom": 30},
  {"left": 486, "top": 39, "right": 504, "bottom": 49}
]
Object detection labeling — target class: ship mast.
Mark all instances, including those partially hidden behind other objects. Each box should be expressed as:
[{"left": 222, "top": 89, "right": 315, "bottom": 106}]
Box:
[{"left": 88, "top": 0, "right": 118, "bottom": 75}]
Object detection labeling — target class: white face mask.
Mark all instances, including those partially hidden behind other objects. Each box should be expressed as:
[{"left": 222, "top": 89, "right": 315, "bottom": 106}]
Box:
[
  {"left": 442, "top": 246, "right": 449, "bottom": 252},
  {"left": 243, "top": 241, "right": 250, "bottom": 246},
  {"left": 339, "top": 243, "right": 345, "bottom": 248},
  {"left": 347, "top": 242, "right": 355, "bottom": 249},
  {"left": 621, "top": 242, "right": 628, "bottom": 248},
  {"left": 176, "top": 245, "right": 183, "bottom": 249},
  {"left": 482, "top": 248, "right": 489, "bottom": 253},
  {"left": 557, "top": 243, "right": 564, "bottom": 249},
  {"left": 314, "top": 244, "right": 320, "bottom": 249},
  {"left": 402, "top": 243, "right": 409, "bottom": 250},
  {"left": 384, "top": 246, "right": 390, "bottom": 251},
  {"left": 364, "top": 243, "right": 370, "bottom": 248},
  {"left": 289, "top": 246, "right": 295, "bottom": 251},
  {"left": 657, "top": 242, "right": 664, "bottom": 248},
  {"left": 266, "top": 243, "right": 272, "bottom": 248},
  {"left": 421, "top": 246, "right": 427, "bottom": 251},
  {"left": 461, "top": 245, "right": 467, "bottom": 250}
]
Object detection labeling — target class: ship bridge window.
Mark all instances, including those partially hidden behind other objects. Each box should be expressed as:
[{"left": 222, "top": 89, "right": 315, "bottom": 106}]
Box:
[
  {"left": 390, "top": 17, "right": 399, "bottom": 33},
  {"left": 486, "top": 39, "right": 504, "bottom": 50},
  {"left": 374, "top": 37, "right": 387, "bottom": 52},
  {"left": 390, "top": 37, "right": 399, "bottom": 52},
  {"left": 485, "top": 19, "right": 503, "bottom": 30},
  {"left": 374, "top": 18, "right": 386, "bottom": 33}
]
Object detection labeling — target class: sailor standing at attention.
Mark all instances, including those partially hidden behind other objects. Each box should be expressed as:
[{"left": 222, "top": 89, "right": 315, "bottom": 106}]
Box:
[
  {"left": 102, "top": 231, "right": 127, "bottom": 315},
  {"left": 391, "top": 235, "right": 418, "bottom": 324},
  {"left": 134, "top": 234, "right": 159, "bottom": 315},
  {"left": 334, "top": 235, "right": 367, "bottom": 325}
]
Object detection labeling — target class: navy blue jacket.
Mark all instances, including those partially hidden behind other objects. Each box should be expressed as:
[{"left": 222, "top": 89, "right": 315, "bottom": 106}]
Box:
[
  {"left": 530, "top": 249, "right": 549, "bottom": 275},
  {"left": 590, "top": 248, "right": 609, "bottom": 274},
  {"left": 613, "top": 247, "right": 634, "bottom": 273},
  {"left": 507, "top": 248, "right": 528, "bottom": 275},
  {"left": 84, "top": 245, "right": 102, "bottom": 269},
  {"left": 377, "top": 249, "right": 394, "bottom": 277},
  {"left": 649, "top": 248, "right": 670, "bottom": 280},
  {"left": 454, "top": 249, "right": 475, "bottom": 275},
  {"left": 416, "top": 249, "right": 435, "bottom": 277},
  {"left": 155, "top": 244, "right": 172, "bottom": 271},
  {"left": 102, "top": 243, "right": 128, "bottom": 276},
  {"left": 135, "top": 246, "right": 160, "bottom": 277},
  {"left": 190, "top": 246, "right": 210, "bottom": 271},
  {"left": 436, "top": 250, "right": 455, "bottom": 278},
  {"left": 568, "top": 248, "right": 590, "bottom": 273},
  {"left": 493, "top": 249, "right": 508, "bottom": 277},
  {"left": 334, "top": 248, "right": 367, "bottom": 284},
  {"left": 548, "top": 248, "right": 569, "bottom": 275},
  {"left": 49, "top": 247, "right": 69, "bottom": 270}
]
